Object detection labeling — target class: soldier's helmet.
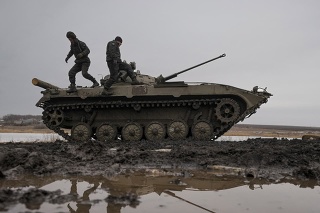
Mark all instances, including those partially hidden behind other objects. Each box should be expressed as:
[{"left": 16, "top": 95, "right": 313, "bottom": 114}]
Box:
[
  {"left": 66, "top": 31, "right": 77, "bottom": 39},
  {"left": 115, "top": 36, "right": 122, "bottom": 43},
  {"left": 130, "top": 62, "right": 136, "bottom": 70}
]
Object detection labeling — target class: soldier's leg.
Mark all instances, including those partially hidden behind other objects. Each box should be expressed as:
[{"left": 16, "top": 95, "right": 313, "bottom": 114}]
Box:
[
  {"left": 81, "top": 63, "right": 99, "bottom": 87},
  {"left": 104, "top": 61, "right": 119, "bottom": 90},
  {"left": 119, "top": 62, "right": 139, "bottom": 85},
  {"left": 67, "top": 64, "right": 81, "bottom": 93},
  {"left": 119, "top": 62, "right": 135, "bottom": 80},
  {"left": 68, "top": 63, "right": 81, "bottom": 84}
]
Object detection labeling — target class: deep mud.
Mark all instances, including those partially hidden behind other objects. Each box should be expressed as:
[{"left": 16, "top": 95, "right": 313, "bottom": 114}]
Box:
[
  {"left": 1, "top": 138, "right": 320, "bottom": 181},
  {"left": 1, "top": 138, "right": 320, "bottom": 211}
]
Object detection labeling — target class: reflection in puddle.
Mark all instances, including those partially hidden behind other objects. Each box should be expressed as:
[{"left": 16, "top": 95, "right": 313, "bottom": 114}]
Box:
[
  {"left": 1, "top": 171, "right": 319, "bottom": 213},
  {"left": 0, "top": 133, "right": 285, "bottom": 143}
]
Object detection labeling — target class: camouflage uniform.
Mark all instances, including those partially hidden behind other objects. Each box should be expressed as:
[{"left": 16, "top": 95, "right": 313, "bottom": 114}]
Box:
[
  {"left": 65, "top": 31, "right": 99, "bottom": 93},
  {"left": 66, "top": 39, "right": 98, "bottom": 86},
  {"left": 104, "top": 39, "right": 138, "bottom": 91}
]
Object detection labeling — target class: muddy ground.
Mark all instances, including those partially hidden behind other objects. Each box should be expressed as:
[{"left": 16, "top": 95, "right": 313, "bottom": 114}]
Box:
[
  {"left": 1, "top": 137, "right": 320, "bottom": 211},
  {"left": 1, "top": 138, "right": 320, "bottom": 181}
]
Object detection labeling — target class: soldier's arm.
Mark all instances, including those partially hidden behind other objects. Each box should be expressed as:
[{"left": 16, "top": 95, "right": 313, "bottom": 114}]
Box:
[
  {"left": 79, "top": 41, "right": 90, "bottom": 56},
  {"left": 66, "top": 49, "right": 73, "bottom": 58}
]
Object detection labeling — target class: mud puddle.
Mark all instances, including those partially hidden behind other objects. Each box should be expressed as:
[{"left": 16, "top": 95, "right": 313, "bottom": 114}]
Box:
[
  {"left": 1, "top": 138, "right": 320, "bottom": 212},
  {"left": 1, "top": 172, "right": 320, "bottom": 213}
]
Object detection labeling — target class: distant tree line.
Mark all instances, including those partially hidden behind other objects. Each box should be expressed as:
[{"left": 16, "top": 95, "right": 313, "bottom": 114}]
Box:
[{"left": 1, "top": 114, "right": 42, "bottom": 125}]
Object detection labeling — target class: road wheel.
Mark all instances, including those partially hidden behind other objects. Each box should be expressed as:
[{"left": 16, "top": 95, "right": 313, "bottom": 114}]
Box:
[
  {"left": 167, "top": 120, "right": 188, "bottom": 140},
  {"left": 96, "top": 124, "right": 117, "bottom": 142},
  {"left": 192, "top": 120, "right": 213, "bottom": 140},
  {"left": 145, "top": 121, "right": 166, "bottom": 141},
  {"left": 71, "top": 122, "right": 92, "bottom": 141},
  {"left": 122, "top": 122, "right": 143, "bottom": 141}
]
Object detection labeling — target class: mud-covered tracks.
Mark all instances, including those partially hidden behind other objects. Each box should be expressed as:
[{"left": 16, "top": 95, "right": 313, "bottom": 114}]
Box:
[{"left": 40, "top": 96, "right": 262, "bottom": 142}]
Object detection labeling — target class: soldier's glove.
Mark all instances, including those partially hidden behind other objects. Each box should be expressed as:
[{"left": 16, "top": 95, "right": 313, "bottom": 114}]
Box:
[
  {"left": 76, "top": 53, "right": 83, "bottom": 59},
  {"left": 65, "top": 57, "right": 69, "bottom": 63}
]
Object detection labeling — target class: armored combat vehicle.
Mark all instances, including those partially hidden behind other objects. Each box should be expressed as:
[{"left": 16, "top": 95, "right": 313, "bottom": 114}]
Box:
[{"left": 33, "top": 54, "right": 272, "bottom": 142}]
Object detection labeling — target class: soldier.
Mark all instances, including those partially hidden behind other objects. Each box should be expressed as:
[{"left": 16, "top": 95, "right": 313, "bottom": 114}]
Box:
[
  {"left": 65, "top": 31, "right": 99, "bottom": 93},
  {"left": 102, "top": 36, "right": 139, "bottom": 96}
]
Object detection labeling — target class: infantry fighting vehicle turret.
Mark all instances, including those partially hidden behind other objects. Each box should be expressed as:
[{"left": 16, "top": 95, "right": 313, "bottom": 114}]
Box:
[{"left": 33, "top": 54, "right": 272, "bottom": 142}]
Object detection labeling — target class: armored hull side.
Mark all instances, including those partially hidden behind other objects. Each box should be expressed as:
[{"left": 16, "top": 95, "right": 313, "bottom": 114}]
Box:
[{"left": 35, "top": 80, "right": 271, "bottom": 141}]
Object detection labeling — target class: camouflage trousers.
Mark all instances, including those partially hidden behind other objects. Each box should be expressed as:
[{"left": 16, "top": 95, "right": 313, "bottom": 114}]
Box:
[
  {"left": 104, "top": 61, "right": 135, "bottom": 90},
  {"left": 68, "top": 62, "right": 95, "bottom": 84}
]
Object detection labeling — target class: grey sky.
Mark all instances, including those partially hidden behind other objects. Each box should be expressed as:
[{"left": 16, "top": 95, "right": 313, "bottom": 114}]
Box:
[{"left": 0, "top": 0, "right": 319, "bottom": 127}]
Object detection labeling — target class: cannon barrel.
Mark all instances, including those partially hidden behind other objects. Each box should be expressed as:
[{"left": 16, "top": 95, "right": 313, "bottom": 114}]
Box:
[
  {"left": 157, "top": 53, "right": 226, "bottom": 83},
  {"left": 32, "top": 78, "right": 60, "bottom": 90}
]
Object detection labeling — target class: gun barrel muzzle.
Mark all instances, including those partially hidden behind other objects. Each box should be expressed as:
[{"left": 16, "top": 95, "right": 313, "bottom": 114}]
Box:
[{"left": 32, "top": 78, "right": 60, "bottom": 90}]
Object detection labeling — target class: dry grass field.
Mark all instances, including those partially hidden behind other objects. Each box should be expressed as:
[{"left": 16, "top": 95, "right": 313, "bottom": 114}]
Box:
[
  {"left": 225, "top": 124, "right": 320, "bottom": 138},
  {"left": 0, "top": 125, "right": 55, "bottom": 134},
  {"left": 1, "top": 124, "right": 320, "bottom": 139}
]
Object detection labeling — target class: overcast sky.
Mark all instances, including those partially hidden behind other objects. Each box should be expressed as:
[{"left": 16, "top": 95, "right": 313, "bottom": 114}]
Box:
[{"left": 0, "top": 0, "right": 319, "bottom": 127}]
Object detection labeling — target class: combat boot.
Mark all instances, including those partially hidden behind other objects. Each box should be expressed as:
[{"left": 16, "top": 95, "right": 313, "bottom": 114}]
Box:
[
  {"left": 91, "top": 80, "right": 99, "bottom": 88},
  {"left": 67, "top": 84, "right": 77, "bottom": 93},
  {"left": 101, "top": 89, "right": 113, "bottom": 96}
]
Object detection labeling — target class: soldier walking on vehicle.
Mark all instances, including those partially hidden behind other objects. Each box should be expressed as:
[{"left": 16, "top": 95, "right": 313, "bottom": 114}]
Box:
[
  {"left": 102, "top": 36, "right": 139, "bottom": 96},
  {"left": 65, "top": 31, "right": 99, "bottom": 93}
]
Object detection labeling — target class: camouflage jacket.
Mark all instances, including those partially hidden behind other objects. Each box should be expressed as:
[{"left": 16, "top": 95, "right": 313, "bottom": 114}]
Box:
[
  {"left": 106, "top": 40, "right": 121, "bottom": 62},
  {"left": 67, "top": 39, "right": 90, "bottom": 63}
]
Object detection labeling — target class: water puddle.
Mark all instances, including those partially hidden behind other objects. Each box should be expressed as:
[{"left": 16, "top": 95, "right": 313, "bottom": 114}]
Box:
[
  {"left": 1, "top": 171, "right": 319, "bottom": 212},
  {"left": 0, "top": 133, "right": 63, "bottom": 142},
  {"left": 0, "top": 133, "right": 284, "bottom": 143}
]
